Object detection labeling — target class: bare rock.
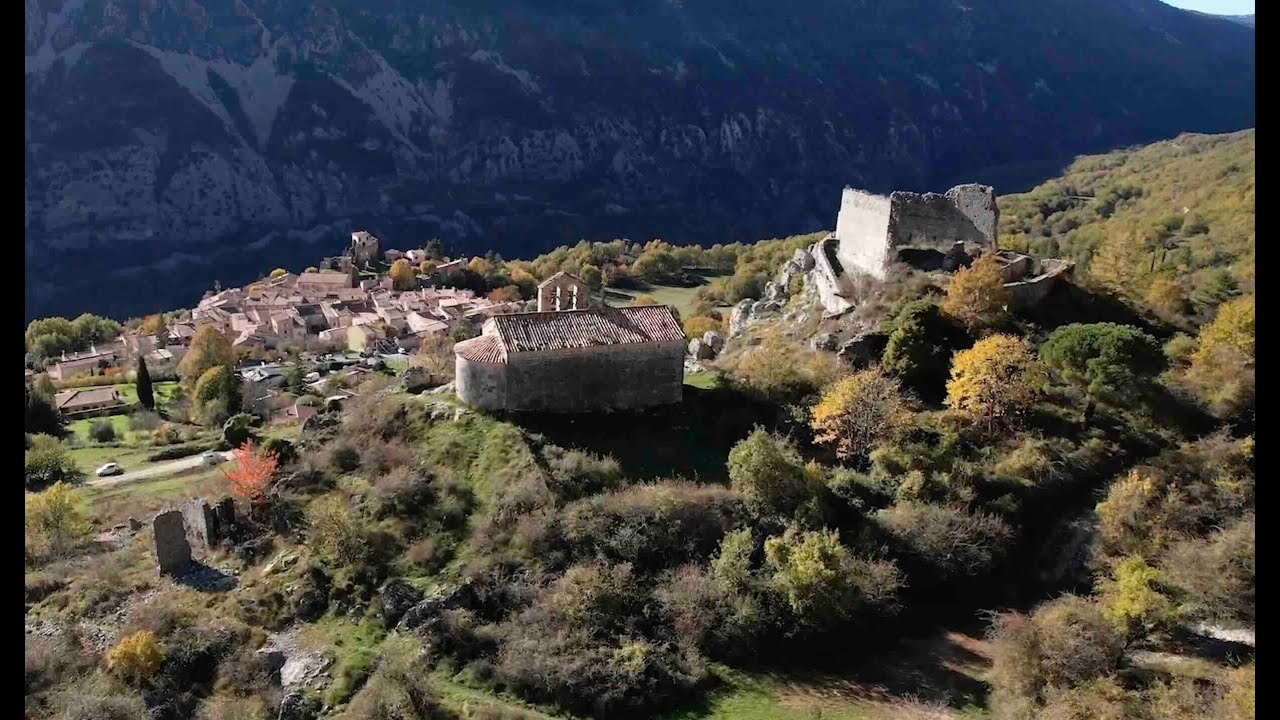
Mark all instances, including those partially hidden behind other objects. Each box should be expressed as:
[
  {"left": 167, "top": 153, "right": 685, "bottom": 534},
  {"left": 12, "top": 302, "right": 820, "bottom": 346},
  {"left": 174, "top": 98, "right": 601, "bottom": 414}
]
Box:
[
  {"left": 792, "top": 248, "right": 816, "bottom": 272},
  {"left": 397, "top": 579, "right": 477, "bottom": 632},
  {"left": 688, "top": 339, "right": 715, "bottom": 360},
  {"left": 702, "top": 331, "right": 724, "bottom": 353},
  {"left": 729, "top": 299, "right": 755, "bottom": 337},
  {"left": 379, "top": 578, "right": 425, "bottom": 627},
  {"left": 810, "top": 333, "right": 838, "bottom": 352},
  {"left": 837, "top": 332, "right": 889, "bottom": 369}
]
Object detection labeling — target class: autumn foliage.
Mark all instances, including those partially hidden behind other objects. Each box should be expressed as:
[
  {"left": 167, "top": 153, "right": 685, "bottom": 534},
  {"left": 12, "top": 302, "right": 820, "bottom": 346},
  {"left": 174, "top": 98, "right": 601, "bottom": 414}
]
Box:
[{"left": 222, "top": 439, "right": 279, "bottom": 503}]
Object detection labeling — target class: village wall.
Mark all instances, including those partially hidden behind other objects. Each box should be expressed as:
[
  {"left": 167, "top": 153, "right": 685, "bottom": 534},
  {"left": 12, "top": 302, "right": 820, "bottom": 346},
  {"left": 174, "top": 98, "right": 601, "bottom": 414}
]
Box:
[{"left": 834, "top": 188, "right": 893, "bottom": 280}]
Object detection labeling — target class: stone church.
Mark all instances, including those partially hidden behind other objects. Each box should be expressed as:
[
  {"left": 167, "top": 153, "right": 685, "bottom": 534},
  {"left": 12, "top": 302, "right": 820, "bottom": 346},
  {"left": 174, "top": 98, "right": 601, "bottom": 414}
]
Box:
[{"left": 454, "top": 303, "right": 686, "bottom": 413}]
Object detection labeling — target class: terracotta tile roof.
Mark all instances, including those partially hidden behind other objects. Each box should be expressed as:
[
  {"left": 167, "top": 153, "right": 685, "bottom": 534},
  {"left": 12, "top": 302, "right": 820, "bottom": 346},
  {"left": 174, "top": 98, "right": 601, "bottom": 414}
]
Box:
[
  {"left": 454, "top": 334, "right": 506, "bottom": 364},
  {"left": 53, "top": 387, "right": 124, "bottom": 410},
  {"left": 490, "top": 305, "right": 684, "bottom": 355}
]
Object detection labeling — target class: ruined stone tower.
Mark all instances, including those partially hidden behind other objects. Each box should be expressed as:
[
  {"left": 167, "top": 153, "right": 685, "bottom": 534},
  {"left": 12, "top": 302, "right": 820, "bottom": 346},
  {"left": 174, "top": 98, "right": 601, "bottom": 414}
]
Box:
[{"left": 833, "top": 184, "right": 998, "bottom": 280}]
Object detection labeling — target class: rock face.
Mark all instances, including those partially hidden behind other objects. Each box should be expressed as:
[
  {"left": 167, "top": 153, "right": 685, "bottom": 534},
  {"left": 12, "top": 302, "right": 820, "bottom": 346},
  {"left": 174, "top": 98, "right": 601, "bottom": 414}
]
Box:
[{"left": 23, "top": 0, "right": 1255, "bottom": 320}]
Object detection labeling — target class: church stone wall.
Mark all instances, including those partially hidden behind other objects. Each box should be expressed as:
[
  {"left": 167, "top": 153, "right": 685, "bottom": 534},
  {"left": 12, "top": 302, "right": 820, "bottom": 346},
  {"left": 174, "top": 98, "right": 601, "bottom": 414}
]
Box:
[
  {"left": 458, "top": 342, "right": 684, "bottom": 413},
  {"left": 456, "top": 353, "right": 508, "bottom": 411},
  {"left": 834, "top": 189, "right": 893, "bottom": 280}
]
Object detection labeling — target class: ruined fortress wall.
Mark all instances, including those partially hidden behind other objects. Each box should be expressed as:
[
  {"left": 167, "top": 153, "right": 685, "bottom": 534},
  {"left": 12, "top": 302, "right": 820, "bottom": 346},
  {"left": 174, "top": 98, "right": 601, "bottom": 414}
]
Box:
[
  {"left": 501, "top": 342, "right": 685, "bottom": 413},
  {"left": 834, "top": 188, "right": 893, "bottom": 280},
  {"left": 456, "top": 354, "right": 508, "bottom": 411},
  {"left": 887, "top": 187, "right": 995, "bottom": 255},
  {"left": 944, "top": 184, "right": 998, "bottom": 248}
]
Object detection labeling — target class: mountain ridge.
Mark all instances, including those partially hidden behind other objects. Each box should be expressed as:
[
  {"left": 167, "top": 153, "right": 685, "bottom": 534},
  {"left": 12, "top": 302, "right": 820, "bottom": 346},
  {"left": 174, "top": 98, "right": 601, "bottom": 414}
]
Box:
[{"left": 25, "top": 0, "right": 1255, "bottom": 320}]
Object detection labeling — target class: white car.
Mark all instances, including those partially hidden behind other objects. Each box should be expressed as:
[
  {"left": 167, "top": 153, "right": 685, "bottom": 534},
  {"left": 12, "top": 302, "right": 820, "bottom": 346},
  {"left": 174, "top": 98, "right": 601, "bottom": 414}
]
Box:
[
  {"left": 201, "top": 451, "right": 226, "bottom": 467},
  {"left": 95, "top": 462, "right": 122, "bottom": 477}
]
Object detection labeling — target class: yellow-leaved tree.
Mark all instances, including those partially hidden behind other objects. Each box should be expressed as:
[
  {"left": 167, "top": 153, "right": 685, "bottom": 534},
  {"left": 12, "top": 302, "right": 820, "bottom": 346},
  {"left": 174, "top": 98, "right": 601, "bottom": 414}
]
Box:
[
  {"left": 810, "top": 369, "right": 911, "bottom": 461},
  {"left": 942, "top": 254, "right": 1011, "bottom": 331},
  {"left": 25, "top": 481, "right": 90, "bottom": 561},
  {"left": 177, "top": 325, "right": 235, "bottom": 396},
  {"left": 389, "top": 259, "right": 417, "bottom": 291},
  {"left": 1184, "top": 295, "right": 1254, "bottom": 417},
  {"left": 945, "top": 334, "right": 1041, "bottom": 430}
]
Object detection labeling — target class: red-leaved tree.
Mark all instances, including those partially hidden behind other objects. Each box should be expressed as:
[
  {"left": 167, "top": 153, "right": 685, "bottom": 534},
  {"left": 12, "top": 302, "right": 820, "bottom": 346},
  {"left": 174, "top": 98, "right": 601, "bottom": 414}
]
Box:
[{"left": 222, "top": 439, "right": 279, "bottom": 505}]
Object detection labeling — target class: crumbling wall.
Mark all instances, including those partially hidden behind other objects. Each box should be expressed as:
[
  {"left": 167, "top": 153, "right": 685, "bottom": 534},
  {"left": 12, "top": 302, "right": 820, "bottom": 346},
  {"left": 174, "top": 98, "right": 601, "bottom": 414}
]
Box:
[
  {"left": 834, "top": 188, "right": 893, "bottom": 280},
  {"left": 153, "top": 510, "right": 192, "bottom": 575},
  {"left": 1006, "top": 260, "right": 1074, "bottom": 310},
  {"left": 887, "top": 185, "right": 996, "bottom": 262},
  {"left": 811, "top": 235, "right": 857, "bottom": 316},
  {"left": 944, "top": 184, "right": 998, "bottom": 247}
]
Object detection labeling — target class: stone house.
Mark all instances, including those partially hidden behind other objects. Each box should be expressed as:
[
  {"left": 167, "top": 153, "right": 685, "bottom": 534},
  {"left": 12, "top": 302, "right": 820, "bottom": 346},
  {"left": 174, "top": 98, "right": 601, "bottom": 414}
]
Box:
[
  {"left": 454, "top": 305, "right": 686, "bottom": 413},
  {"left": 537, "top": 271, "right": 590, "bottom": 312},
  {"left": 46, "top": 346, "right": 119, "bottom": 381},
  {"left": 52, "top": 387, "right": 128, "bottom": 418}
]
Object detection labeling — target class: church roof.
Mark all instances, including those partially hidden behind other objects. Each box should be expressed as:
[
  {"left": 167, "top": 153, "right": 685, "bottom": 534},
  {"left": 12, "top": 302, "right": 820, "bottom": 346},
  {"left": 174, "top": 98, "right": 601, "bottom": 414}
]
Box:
[{"left": 455, "top": 305, "right": 684, "bottom": 363}]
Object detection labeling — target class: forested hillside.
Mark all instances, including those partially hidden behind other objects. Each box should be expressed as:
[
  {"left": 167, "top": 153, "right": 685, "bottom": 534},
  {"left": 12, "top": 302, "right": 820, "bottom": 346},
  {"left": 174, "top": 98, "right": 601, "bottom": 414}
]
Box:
[
  {"left": 999, "top": 130, "right": 1254, "bottom": 329},
  {"left": 26, "top": 133, "right": 1253, "bottom": 719}
]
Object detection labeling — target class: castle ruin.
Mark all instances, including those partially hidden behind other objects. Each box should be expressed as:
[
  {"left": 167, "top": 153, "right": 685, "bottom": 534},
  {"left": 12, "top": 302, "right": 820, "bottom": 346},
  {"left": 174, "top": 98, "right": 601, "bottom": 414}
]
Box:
[{"left": 802, "top": 183, "right": 1070, "bottom": 317}]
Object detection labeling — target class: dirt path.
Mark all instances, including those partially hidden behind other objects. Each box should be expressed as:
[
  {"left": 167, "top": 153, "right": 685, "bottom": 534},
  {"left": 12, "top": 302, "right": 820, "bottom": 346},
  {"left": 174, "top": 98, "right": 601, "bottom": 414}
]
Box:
[{"left": 87, "top": 451, "right": 232, "bottom": 488}]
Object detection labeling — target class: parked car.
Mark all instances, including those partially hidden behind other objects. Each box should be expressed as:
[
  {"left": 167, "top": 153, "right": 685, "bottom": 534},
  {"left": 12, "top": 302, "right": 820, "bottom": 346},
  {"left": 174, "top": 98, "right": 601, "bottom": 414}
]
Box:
[
  {"left": 201, "top": 451, "right": 225, "bottom": 467},
  {"left": 95, "top": 462, "right": 122, "bottom": 477}
]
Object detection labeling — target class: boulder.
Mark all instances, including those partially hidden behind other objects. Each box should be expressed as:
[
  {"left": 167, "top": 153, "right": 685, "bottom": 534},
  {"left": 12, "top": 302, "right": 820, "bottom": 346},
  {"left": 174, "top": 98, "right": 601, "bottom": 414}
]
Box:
[
  {"left": 295, "top": 589, "right": 328, "bottom": 623},
  {"left": 729, "top": 299, "right": 755, "bottom": 336},
  {"left": 379, "top": 578, "right": 425, "bottom": 627},
  {"left": 278, "top": 690, "right": 321, "bottom": 720},
  {"left": 792, "top": 248, "right": 816, "bottom": 272},
  {"left": 688, "top": 339, "right": 716, "bottom": 360},
  {"left": 398, "top": 366, "right": 432, "bottom": 393},
  {"left": 397, "top": 579, "right": 477, "bottom": 632},
  {"left": 702, "top": 331, "right": 725, "bottom": 353},
  {"left": 810, "top": 333, "right": 838, "bottom": 352},
  {"left": 764, "top": 281, "right": 786, "bottom": 303},
  {"left": 255, "top": 647, "right": 287, "bottom": 683},
  {"left": 837, "top": 332, "right": 889, "bottom": 369}
]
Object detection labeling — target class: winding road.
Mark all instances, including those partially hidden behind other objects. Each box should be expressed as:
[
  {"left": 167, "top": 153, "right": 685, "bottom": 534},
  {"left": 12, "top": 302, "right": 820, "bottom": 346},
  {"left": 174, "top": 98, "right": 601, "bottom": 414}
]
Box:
[{"left": 87, "top": 451, "right": 233, "bottom": 489}]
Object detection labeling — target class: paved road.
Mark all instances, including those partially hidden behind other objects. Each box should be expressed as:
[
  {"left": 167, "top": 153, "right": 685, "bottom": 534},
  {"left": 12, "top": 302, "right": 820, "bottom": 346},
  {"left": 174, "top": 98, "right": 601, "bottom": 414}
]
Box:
[{"left": 88, "top": 451, "right": 233, "bottom": 488}]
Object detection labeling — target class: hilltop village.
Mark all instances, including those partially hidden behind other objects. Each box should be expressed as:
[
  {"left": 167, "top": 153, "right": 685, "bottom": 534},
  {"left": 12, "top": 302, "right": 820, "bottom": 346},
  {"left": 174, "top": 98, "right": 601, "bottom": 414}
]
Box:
[{"left": 28, "top": 183, "right": 1081, "bottom": 422}]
